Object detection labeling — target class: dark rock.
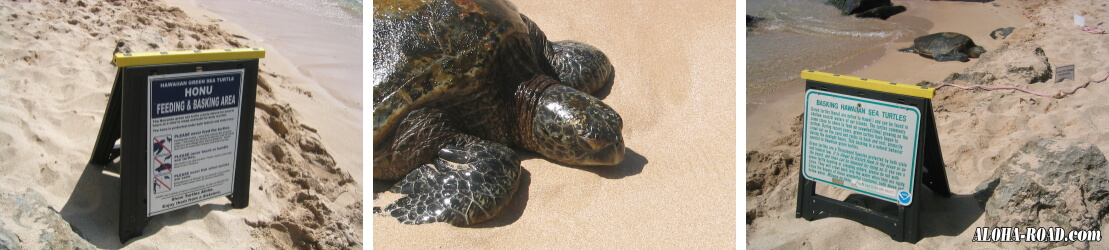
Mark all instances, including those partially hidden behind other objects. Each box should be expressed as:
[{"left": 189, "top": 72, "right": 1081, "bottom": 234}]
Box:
[
  {"left": 747, "top": 15, "right": 766, "bottom": 32},
  {"left": 952, "top": 43, "right": 1052, "bottom": 85},
  {"left": 827, "top": 0, "right": 890, "bottom": 15},
  {"left": 746, "top": 15, "right": 765, "bottom": 28},
  {"left": 990, "top": 27, "right": 1015, "bottom": 39},
  {"left": 0, "top": 191, "right": 95, "bottom": 249},
  {"left": 980, "top": 139, "right": 1109, "bottom": 249},
  {"left": 828, "top": 0, "right": 904, "bottom": 19},
  {"left": 854, "top": 5, "right": 906, "bottom": 20}
]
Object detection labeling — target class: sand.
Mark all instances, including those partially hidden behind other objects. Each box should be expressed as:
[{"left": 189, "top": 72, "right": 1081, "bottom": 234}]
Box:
[
  {"left": 0, "top": 0, "right": 362, "bottom": 249},
  {"left": 372, "top": 0, "right": 737, "bottom": 248},
  {"left": 746, "top": 0, "right": 1109, "bottom": 248}
]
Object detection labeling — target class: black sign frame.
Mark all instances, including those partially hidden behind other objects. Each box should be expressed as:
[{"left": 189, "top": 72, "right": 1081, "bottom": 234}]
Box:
[
  {"left": 795, "top": 74, "right": 951, "bottom": 243},
  {"left": 89, "top": 59, "right": 258, "bottom": 243}
]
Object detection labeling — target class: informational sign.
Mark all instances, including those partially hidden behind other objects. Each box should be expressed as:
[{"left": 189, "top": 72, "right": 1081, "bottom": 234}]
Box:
[
  {"left": 146, "top": 69, "right": 244, "bottom": 216},
  {"left": 803, "top": 89, "right": 920, "bottom": 205},
  {"left": 796, "top": 70, "right": 949, "bottom": 243},
  {"left": 1056, "top": 64, "right": 1075, "bottom": 83},
  {"left": 89, "top": 48, "right": 262, "bottom": 243}
]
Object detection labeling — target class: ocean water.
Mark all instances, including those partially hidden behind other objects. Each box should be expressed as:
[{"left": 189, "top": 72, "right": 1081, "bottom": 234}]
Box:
[
  {"left": 262, "top": 0, "right": 363, "bottom": 22},
  {"left": 746, "top": 0, "right": 922, "bottom": 105}
]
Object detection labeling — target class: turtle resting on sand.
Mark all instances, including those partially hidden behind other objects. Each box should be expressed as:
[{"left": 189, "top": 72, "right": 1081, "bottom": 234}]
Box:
[
  {"left": 373, "top": 0, "right": 624, "bottom": 225},
  {"left": 897, "top": 32, "right": 986, "bottom": 62}
]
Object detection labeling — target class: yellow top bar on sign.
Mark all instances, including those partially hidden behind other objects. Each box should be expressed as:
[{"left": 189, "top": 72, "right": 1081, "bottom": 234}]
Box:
[
  {"left": 801, "top": 70, "right": 934, "bottom": 99},
  {"left": 113, "top": 48, "right": 266, "bottom": 67}
]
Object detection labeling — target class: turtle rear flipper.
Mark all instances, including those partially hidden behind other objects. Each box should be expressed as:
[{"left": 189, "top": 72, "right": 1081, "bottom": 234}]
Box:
[
  {"left": 897, "top": 47, "right": 916, "bottom": 53},
  {"left": 386, "top": 139, "right": 521, "bottom": 226}
]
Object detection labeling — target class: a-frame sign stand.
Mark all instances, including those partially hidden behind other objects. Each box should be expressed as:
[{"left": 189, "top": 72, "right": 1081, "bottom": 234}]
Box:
[
  {"left": 89, "top": 48, "right": 265, "bottom": 243},
  {"left": 795, "top": 70, "right": 951, "bottom": 243}
]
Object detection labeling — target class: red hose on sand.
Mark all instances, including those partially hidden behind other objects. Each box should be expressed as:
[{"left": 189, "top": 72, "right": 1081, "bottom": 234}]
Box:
[{"left": 935, "top": 72, "right": 1109, "bottom": 99}]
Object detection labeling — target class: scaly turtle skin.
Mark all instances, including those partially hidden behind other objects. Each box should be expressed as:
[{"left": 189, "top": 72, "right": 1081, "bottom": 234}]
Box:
[
  {"left": 898, "top": 32, "right": 986, "bottom": 62},
  {"left": 373, "top": 0, "right": 624, "bottom": 226}
]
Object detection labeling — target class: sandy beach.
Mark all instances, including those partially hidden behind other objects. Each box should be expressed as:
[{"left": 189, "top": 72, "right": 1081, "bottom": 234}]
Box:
[
  {"left": 0, "top": 0, "right": 362, "bottom": 249},
  {"left": 747, "top": 0, "right": 1109, "bottom": 248},
  {"left": 372, "top": 0, "right": 737, "bottom": 248}
]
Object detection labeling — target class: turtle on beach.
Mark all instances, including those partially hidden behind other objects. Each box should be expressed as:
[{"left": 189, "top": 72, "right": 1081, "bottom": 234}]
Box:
[
  {"left": 898, "top": 32, "right": 986, "bottom": 62},
  {"left": 373, "top": 0, "right": 624, "bottom": 226}
]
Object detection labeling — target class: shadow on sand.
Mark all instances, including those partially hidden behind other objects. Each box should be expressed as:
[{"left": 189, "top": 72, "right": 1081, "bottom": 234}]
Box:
[
  {"left": 809, "top": 178, "right": 998, "bottom": 240},
  {"left": 559, "top": 148, "right": 647, "bottom": 179},
  {"left": 371, "top": 146, "right": 646, "bottom": 227},
  {"left": 59, "top": 162, "right": 236, "bottom": 248}
]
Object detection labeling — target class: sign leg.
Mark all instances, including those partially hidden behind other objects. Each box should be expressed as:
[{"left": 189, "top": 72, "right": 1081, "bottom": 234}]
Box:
[
  {"left": 90, "top": 69, "right": 123, "bottom": 165},
  {"left": 119, "top": 67, "right": 149, "bottom": 243},
  {"left": 921, "top": 104, "right": 952, "bottom": 197}
]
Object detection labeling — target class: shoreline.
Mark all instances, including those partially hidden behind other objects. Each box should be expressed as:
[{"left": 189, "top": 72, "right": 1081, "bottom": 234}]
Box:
[
  {"left": 746, "top": 0, "right": 1027, "bottom": 149},
  {"left": 189, "top": 0, "right": 364, "bottom": 111},
  {"left": 163, "top": 0, "right": 364, "bottom": 184}
]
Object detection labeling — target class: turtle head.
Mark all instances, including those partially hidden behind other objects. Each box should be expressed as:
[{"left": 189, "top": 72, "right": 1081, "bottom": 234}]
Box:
[
  {"left": 969, "top": 46, "right": 986, "bottom": 58},
  {"left": 525, "top": 84, "right": 625, "bottom": 166}
]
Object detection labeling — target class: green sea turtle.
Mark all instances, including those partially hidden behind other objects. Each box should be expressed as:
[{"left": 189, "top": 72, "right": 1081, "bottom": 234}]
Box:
[
  {"left": 898, "top": 32, "right": 986, "bottom": 62},
  {"left": 373, "top": 0, "right": 624, "bottom": 226}
]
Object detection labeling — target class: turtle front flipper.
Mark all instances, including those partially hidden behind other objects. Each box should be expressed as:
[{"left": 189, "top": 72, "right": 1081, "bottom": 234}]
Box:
[
  {"left": 385, "top": 139, "right": 521, "bottom": 226},
  {"left": 547, "top": 41, "right": 615, "bottom": 95},
  {"left": 375, "top": 108, "right": 522, "bottom": 225}
]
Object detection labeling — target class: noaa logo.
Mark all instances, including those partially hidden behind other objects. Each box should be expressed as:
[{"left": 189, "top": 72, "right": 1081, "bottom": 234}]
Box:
[{"left": 897, "top": 190, "right": 912, "bottom": 205}]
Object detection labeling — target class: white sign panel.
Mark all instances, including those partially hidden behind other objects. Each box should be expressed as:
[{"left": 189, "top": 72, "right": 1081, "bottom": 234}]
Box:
[
  {"left": 802, "top": 89, "right": 920, "bottom": 205},
  {"left": 147, "top": 69, "right": 244, "bottom": 216}
]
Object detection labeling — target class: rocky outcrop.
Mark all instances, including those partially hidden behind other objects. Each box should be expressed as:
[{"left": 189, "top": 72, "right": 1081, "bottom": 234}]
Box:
[
  {"left": 827, "top": 0, "right": 906, "bottom": 20},
  {"left": 947, "top": 43, "right": 1053, "bottom": 85},
  {"left": 978, "top": 139, "right": 1109, "bottom": 249},
  {"left": 745, "top": 114, "right": 804, "bottom": 226},
  {"left": 745, "top": 150, "right": 797, "bottom": 196},
  {"left": 0, "top": 191, "right": 95, "bottom": 249}
]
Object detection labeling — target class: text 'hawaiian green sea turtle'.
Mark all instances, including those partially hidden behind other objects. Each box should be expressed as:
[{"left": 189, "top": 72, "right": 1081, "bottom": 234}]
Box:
[
  {"left": 898, "top": 32, "right": 986, "bottom": 62},
  {"left": 373, "top": 0, "right": 624, "bottom": 226}
]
